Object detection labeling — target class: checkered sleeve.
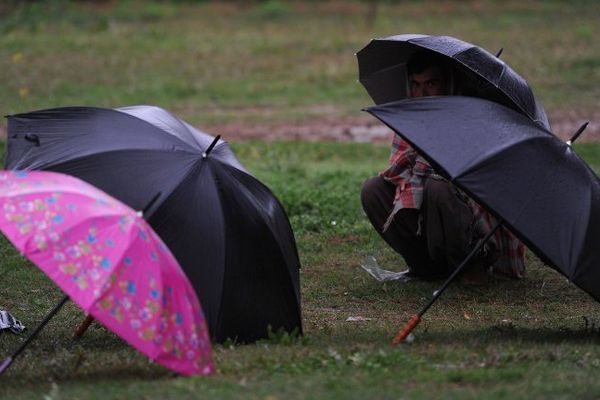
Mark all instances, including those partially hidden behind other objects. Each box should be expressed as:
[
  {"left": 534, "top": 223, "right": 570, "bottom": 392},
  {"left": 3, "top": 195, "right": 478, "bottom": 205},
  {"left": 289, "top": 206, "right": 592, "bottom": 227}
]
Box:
[{"left": 379, "top": 135, "right": 433, "bottom": 210}]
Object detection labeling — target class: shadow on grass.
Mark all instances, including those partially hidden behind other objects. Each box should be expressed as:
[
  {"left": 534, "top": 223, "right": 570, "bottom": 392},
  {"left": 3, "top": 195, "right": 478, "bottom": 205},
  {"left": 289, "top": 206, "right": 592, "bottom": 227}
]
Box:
[
  {"left": 425, "top": 324, "right": 600, "bottom": 346},
  {"left": 0, "top": 326, "right": 175, "bottom": 385},
  {"left": 2, "top": 360, "right": 173, "bottom": 386}
]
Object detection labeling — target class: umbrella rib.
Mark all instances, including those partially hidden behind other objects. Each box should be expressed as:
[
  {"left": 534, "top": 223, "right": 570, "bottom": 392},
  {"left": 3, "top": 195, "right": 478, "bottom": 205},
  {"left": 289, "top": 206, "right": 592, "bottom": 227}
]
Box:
[
  {"left": 115, "top": 106, "right": 200, "bottom": 149},
  {"left": 455, "top": 134, "right": 555, "bottom": 179},
  {"left": 14, "top": 147, "right": 200, "bottom": 172},
  {"left": 81, "top": 220, "right": 142, "bottom": 309},
  {"left": 209, "top": 160, "right": 231, "bottom": 324},
  {"left": 454, "top": 137, "right": 588, "bottom": 275},
  {"left": 223, "top": 165, "right": 302, "bottom": 300}
]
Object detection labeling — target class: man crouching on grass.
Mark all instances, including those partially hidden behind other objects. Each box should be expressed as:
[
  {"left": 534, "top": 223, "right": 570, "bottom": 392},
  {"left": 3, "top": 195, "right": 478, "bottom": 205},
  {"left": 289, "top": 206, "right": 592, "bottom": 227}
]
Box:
[{"left": 360, "top": 50, "right": 525, "bottom": 284}]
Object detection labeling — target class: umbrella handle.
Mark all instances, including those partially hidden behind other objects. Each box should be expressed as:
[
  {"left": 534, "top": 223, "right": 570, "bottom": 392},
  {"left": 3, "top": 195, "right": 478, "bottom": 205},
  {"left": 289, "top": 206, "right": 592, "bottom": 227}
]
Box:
[
  {"left": 391, "top": 220, "right": 504, "bottom": 345},
  {"left": 73, "top": 314, "right": 95, "bottom": 340},
  {"left": 392, "top": 315, "right": 421, "bottom": 345}
]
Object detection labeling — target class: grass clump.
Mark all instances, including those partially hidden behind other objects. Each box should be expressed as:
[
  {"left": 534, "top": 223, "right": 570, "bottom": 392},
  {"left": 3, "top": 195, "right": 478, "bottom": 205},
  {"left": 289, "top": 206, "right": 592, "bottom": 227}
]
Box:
[{"left": 1, "top": 140, "right": 600, "bottom": 399}]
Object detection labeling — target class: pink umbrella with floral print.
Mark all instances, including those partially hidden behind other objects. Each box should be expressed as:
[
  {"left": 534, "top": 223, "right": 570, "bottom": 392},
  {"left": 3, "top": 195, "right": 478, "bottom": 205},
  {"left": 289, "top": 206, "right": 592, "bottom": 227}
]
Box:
[{"left": 0, "top": 170, "right": 214, "bottom": 376}]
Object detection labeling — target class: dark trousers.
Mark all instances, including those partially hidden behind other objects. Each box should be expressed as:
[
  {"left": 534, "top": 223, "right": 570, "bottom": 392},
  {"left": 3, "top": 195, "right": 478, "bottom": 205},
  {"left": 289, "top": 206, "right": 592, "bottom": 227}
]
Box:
[{"left": 361, "top": 176, "right": 474, "bottom": 278}]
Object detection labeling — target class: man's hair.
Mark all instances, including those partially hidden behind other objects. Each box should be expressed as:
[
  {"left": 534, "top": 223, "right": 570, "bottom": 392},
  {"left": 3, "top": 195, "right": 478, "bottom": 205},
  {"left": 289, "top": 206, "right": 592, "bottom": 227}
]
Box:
[
  {"left": 407, "top": 50, "right": 457, "bottom": 95},
  {"left": 407, "top": 50, "right": 450, "bottom": 76}
]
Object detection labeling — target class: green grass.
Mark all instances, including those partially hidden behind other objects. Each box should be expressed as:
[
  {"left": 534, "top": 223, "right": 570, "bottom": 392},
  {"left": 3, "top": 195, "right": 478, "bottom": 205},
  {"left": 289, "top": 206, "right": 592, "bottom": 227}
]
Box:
[
  {"left": 1, "top": 0, "right": 599, "bottom": 128},
  {"left": 1, "top": 0, "right": 600, "bottom": 397},
  {"left": 1, "top": 140, "right": 600, "bottom": 399}
]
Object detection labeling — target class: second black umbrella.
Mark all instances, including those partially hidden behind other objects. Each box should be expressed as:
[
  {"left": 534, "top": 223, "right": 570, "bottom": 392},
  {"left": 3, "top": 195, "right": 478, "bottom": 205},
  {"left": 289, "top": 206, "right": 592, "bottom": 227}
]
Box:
[
  {"left": 5, "top": 105, "right": 302, "bottom": 343},
  {"left": 365, "top": 96, "right": 599, "bottom": 342}
]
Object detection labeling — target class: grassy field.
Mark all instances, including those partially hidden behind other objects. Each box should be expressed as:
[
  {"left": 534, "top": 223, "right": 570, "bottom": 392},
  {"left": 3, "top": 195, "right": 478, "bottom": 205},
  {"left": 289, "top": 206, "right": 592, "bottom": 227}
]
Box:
[
  {"left": 1, "top": 1, "right": 600, "bottom": 398},
  {"left": 1, "top": 139, "right": 600, "bottom": 399},
  {"left": 1, "top": 0, "right": 599, "bottom": 129}
]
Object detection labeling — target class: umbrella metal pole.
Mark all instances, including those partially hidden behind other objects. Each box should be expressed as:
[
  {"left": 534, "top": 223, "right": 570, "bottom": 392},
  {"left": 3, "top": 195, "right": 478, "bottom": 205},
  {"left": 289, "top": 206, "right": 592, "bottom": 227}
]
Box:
[
  {"left": 202, "top": 135, "right": 221, "bottom": 158},
  {"left": 392, "top": 220, "right": 503, "bottom": 345},
  {"left": 0, "top": 294, "right": 69, "bottom": 375}
]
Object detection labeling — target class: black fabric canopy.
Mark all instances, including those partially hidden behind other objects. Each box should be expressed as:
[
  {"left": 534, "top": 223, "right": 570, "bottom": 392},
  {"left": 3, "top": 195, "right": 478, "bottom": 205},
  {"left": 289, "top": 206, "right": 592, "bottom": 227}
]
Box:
[
  {"left": 366, "top": 96, "right": 600, "bottom": 301},
  {"left": 357, "top": 34, "right": 550, "bottom": 129},
  {"left": 5, "top": 105, "right": 302, "bottom": 343}
]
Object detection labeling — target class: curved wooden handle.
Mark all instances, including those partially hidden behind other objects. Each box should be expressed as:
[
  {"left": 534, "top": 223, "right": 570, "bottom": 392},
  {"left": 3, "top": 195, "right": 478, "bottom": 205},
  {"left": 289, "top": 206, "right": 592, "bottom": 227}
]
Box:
[
  {"left": 392, "top": 315, "right": 421, "bottom": 345},
  {"left": 73, "top": 314, "right": 95, "bottom": 339}
]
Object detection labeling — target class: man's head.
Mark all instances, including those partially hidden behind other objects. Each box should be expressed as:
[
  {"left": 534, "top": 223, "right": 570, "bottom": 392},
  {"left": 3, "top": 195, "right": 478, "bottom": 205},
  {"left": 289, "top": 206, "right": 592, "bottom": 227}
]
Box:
[{"left": 407, "top": 51, "right": 452, "bottom": 98}]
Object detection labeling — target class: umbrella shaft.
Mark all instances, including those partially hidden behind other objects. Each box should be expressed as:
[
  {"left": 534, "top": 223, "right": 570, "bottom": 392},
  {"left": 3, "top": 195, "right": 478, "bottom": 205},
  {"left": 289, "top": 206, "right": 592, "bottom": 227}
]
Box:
[
  {"left": 419, "top": 220, "right": 503, "bottom": 317},
  {"left": 9, "top": 295, "right": 69, "bottom": 360}
]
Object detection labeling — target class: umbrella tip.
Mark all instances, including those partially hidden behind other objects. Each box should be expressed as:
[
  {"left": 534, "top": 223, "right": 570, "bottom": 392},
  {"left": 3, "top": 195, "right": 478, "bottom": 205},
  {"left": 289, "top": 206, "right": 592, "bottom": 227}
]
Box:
[
  {"left": 495, "top": 48, "right": 504, "bottom": 58},
  {"left": 568, "top": 121, "right": 590, "bottom": 145},
  {"left": 203, "top": 135, "right": 221, "bottom": 159}
]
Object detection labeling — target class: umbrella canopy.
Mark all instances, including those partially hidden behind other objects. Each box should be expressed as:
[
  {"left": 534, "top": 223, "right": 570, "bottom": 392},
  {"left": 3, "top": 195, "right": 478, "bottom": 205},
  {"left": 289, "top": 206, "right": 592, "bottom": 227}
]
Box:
[
  {"left": 357, "top": 34, "right": 550, "bottom": 129},
  {"left": 365, "top": 96, "right": 600, "bottom": 301},
  {"left": 4, "top": 105, "right": 302, "bottom": 343},
  {"left": 0, "top": 170, "right": 214, "bottom": 376}
]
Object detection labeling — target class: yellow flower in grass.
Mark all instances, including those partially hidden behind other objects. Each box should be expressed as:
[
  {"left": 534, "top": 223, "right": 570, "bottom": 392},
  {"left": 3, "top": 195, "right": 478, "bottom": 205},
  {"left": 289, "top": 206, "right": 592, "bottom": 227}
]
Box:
[
  {"left": 12, "top": 52, "right": 23, "bottom": 63},
  {"left": 18, "top": 87, "right": 29, "bottom": 98}
]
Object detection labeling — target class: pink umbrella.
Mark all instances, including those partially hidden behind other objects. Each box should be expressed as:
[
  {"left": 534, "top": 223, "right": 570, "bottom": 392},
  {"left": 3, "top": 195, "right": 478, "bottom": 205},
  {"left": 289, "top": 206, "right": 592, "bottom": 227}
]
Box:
[{"left": 0, "top": 170, "right": 214, "bottom": 376}]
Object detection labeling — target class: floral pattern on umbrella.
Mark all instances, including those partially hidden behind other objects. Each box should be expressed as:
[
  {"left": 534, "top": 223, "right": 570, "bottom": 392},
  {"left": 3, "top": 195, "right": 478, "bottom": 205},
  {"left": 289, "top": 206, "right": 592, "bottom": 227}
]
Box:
[{"left": 0, "top": 170, "right": 214, "bottom": 376}]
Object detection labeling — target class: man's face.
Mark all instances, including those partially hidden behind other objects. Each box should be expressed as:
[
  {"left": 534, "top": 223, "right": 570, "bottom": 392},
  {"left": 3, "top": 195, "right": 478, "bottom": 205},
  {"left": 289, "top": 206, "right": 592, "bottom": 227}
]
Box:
[{"left": 409, "top": 66, "right": 446, "bottom": 98}]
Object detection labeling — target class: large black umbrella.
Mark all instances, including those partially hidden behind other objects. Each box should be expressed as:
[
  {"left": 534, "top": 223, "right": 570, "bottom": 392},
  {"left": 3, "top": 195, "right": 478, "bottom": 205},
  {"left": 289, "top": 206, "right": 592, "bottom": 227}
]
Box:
[
  {"left": 4, "top": 105, "right": 302, "bottom": 343},
  {"left": 357, "top": 34, "right": 550, "bottom": 129},
  {"left": 364, "top": 96, "right": 598, "bottom": 342}
]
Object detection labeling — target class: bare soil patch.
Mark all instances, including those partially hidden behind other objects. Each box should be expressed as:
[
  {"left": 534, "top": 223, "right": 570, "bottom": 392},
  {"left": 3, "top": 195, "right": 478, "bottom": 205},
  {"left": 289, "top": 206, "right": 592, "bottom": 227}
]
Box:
[
  {"left": 207, "top": 111, "right": 600, "bottom": 143},
  {"left": 2, "top": 110, "right": 598, "bottom": 144}
]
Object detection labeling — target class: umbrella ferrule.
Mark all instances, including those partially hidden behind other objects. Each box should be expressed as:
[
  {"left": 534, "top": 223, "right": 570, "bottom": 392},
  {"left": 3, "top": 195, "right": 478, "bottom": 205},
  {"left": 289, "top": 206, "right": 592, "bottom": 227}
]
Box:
[
  {"left": 568, "top": 121, "right": 589, "bottom": 145},
  {"left": 203, "top": 135, "right": 221, "bottom": 159}
]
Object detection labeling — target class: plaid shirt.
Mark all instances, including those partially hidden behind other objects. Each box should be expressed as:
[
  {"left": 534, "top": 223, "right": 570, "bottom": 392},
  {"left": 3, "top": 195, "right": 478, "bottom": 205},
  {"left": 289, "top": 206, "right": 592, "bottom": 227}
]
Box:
[{"left": 380, "top": 135, "right": 525, "bottom": 278}]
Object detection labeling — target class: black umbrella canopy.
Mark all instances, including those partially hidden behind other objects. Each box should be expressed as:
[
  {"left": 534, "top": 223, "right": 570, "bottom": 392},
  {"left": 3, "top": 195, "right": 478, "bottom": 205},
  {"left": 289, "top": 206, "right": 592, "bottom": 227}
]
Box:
[
  {"left": 365, "top": 96, "right": 600, "bottom": 301},
  {"left": 357, "top": 34, "right": 550, "bottom": 129},
  {"left": 4, "top": 105, "right": 302, "bottom": 343}
]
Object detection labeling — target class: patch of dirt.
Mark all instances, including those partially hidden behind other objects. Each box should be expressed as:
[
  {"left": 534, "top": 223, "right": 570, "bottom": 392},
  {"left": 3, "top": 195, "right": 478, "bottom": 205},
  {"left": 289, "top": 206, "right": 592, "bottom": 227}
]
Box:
[
  {"left": 547, "top": 110, "right": 600, "bottom": 143},
  {"left": 205, "top": 115, "right": 394, "bottom": 143},
  {"left": 208, "top": 111, "right": 600, "bottom": 143},
  {"left": 325, "top": 234, "right": 362, "bottom": 245},
  {"left": 2, "top": 111, "right": 598, "bottom": 144}
]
